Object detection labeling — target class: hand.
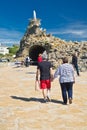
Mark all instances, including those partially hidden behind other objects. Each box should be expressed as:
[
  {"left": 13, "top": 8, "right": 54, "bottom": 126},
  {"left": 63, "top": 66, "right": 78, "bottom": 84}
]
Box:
[
  {"left": 50, "top": 75, "right": 54, "bottom": 82},
  {"left": 35, "top": 80, "right": 40, "bottom": 91},
  {"left": 73, "top": 81, "right": 75, "bottom": 84}
]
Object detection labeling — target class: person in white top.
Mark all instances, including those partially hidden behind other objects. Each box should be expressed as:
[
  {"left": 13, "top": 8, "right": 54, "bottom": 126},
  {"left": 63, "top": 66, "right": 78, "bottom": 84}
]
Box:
[{"left": 54, "top": 57, "right": 75, "bottom": 105}]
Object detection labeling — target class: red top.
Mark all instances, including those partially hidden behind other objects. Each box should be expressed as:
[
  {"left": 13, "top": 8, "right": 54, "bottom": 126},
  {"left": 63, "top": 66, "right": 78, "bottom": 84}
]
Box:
[{"left": 38, "top": 56, "right": 42, "bottom": 62}]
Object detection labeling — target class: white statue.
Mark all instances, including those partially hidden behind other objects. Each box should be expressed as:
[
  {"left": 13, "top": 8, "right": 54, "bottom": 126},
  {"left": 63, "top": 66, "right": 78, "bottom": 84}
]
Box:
[{"left": 33, "top": 10, "right": 36, "bottom": 20}]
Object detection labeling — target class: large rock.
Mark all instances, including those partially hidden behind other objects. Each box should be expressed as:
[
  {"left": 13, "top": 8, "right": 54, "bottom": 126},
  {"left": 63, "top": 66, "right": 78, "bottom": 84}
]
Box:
[{"left": 16, "top": 13, "right": 87, "bottom": 71}]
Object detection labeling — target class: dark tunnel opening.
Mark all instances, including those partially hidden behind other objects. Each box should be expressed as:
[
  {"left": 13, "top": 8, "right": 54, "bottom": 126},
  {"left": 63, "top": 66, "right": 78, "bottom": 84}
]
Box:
[{"left": 29, "top": 45, "right": 45, "bottom": 61}]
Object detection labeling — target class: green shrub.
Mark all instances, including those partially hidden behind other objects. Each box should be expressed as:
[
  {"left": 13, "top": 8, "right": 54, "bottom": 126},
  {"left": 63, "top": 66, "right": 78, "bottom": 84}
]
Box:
[{"left": 8, "top": 45, "right": 19, "bottom": 55}]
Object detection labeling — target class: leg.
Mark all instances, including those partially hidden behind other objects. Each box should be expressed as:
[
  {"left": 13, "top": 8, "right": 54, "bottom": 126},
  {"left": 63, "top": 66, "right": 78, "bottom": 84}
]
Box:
[
  {"left": 46, "top": 80, "right": 51, "bottom": 101},
  {"left": 75, "top": 65, "right": 79, "bottom": 76},
  {"left": 67, "top": 82, "right": 73, "bottom": 104},
  {"left": 40, "top": 80, "right": 47, "bottom": 102},
  {"left": 60, "top": 83, "right": 67, "bottom": 104},
  {"left": 42, "top": 89, "right": 47, "bottom": 99},
  {"left": 26, "top": 62, "right": 28, "bottom": 67},
  {"left": 47, "top": 89, "right": 51, "bottom": 101}
]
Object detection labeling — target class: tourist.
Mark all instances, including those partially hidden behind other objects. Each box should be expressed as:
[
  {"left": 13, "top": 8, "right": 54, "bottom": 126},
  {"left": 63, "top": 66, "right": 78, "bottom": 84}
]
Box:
[
  {"left": 53, "top": 57, "right": 75, "bottom": 105},
  {"left": 72, "top": 52, "right": 80, "bottom": 76},
  {"left": 37, "top": 53, "right": 42, "bottom": 62},
  {"left": 25, "top": 55, "right": 30, "bottom": 67},
  {"left": 35, "top": 53, "right": 53, "bottom": 102}
]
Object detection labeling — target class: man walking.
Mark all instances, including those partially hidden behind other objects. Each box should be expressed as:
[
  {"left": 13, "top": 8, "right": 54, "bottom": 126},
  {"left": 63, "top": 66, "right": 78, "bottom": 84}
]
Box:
[
  {"left": 35, "top": 53, "right": 53, "bottom": 102},
  {"left": 72, "top": 52, "right": 80, "bottom": 76}
]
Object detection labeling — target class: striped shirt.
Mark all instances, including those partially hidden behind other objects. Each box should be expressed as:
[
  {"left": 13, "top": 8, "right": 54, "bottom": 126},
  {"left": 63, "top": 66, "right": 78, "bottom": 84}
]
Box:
[{"left": 54, "top": 63, "right": 75, "bottom": 83}]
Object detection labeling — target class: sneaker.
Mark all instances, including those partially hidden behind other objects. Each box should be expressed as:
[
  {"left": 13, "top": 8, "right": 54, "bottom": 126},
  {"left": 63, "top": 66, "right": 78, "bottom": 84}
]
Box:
[
  {"left": 47, "top": 96, "right": 51, "bottom": 102},
  {"left": 42, "top": 98, "right": 48, "bottom": 103},
  {"left": 63, "top": 101, "right": 67, "bottom": 105},
  {"left": 63, "top": 102, "right": 67, "bottom": 105},
  {"left": 69, "top": 98, "right": 72, "bottom": 104}
]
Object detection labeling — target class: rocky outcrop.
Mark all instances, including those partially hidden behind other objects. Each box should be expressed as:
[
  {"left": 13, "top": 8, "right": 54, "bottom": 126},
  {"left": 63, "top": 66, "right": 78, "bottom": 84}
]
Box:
[{"left": 16, "top": 14, "right": 87, "bottom": 71}]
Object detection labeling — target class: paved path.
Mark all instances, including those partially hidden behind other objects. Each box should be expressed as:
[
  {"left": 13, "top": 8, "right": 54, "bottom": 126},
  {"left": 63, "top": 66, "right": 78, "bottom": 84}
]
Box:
[{"left": 0, "top": 65, "right": 87, "bottom": 130}]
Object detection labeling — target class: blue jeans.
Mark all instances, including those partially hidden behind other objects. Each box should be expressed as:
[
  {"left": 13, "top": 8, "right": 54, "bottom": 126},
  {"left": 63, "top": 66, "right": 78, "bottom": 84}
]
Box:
[{"left": 60, "top": 82, "right": 73, "bottom": 104}]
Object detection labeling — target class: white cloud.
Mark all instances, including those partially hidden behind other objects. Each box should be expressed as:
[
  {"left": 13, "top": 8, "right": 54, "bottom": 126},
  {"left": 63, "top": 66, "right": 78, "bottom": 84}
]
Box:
[
  {"left": 47, "top": 22, "right": 87, "bottom": 40},
  {"left": 0, "top": 28, "right": 23, "bottom": 44},
  {"left": 1, "top": 22, "right": 87, "bottom": 43},
  {"left": 58, "top": 29, "right": 85, "bottom": 37}
]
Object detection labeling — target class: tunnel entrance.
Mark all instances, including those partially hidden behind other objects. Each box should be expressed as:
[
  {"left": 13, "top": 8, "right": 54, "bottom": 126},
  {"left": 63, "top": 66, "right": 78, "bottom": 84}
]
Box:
[{"left": 29, "top": 45, "right": 46, "bottom": 61}]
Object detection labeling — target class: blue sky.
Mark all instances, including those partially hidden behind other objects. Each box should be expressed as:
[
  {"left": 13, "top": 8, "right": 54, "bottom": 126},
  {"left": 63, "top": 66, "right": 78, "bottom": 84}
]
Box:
[{"left": 0, "top": 0, "right": 87, "bottom": 45}]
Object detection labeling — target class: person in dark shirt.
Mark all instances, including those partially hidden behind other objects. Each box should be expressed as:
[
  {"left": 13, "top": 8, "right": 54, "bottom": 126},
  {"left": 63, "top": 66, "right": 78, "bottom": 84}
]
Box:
[
  {"left": 35, "top": 53, "right": 53, "bottom": 102},
  {"left": 72, "top": 52, "right": 80, "bottom": 76},
  {"left": 25, "top": 56, "right": 30, "bottom": 67}
]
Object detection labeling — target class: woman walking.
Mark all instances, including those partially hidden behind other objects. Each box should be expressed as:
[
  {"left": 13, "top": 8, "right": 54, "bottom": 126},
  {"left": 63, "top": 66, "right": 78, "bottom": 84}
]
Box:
[{"left": 54, "top": 57, "right": 75, "bottom": 105}]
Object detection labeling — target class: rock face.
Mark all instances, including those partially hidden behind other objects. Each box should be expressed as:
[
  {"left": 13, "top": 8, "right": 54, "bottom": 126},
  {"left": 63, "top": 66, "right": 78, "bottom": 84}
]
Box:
[{"left": 16, "top": 12, "right": 87, "bottom": 71}]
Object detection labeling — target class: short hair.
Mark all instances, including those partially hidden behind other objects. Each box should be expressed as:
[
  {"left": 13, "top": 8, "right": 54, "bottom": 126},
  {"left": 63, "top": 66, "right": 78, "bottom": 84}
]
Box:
[
  {"left": 62, "top": 57, "right": 68, "bottom": 63},
  {"left": 72, "top": 53, "right": 76, "bottom": 56},
  {"left": 42, "top": 52, "right": 48, "bottom": 60},
  {"left": 42, "top": 54, "right": 48, "bottom": 60},
  {"left": 39, "top": 53, "right": 42, "bottom": 56}
]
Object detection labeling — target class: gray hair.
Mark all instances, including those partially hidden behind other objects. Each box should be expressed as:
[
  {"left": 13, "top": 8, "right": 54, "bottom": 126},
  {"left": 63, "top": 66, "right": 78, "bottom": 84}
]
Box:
[{"left": 42, "top": 51, "right": 48, "bottom": 60}]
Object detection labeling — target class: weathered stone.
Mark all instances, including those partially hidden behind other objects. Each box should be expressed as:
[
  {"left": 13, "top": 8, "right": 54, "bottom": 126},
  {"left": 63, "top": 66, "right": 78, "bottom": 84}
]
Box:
[{"left": 16, "top": 13, "right": 87, "bottom": 71}]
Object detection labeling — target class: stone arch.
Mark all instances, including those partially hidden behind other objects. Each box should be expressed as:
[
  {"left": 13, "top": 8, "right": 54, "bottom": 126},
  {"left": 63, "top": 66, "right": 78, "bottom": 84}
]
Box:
[{"left": 29, "top": 45, "right": 45, "bottom": 61}]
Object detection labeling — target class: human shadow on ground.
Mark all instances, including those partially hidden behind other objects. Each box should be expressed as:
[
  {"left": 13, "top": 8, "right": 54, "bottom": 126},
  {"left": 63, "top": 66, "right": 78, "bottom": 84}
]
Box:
[
  {"left": 10, "top": 96, "right": 63, "bottom": 104},
  {"left": 51, "top": 99, "right": 63, "bottom": 104}
]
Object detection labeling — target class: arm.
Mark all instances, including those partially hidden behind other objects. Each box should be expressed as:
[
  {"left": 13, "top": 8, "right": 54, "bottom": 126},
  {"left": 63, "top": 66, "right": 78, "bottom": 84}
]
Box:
[
  {"left": 36, "top": 68, "right": 40, "bottom": 81},
  {"left": 35, "top": 68, "right": 40, "bottom": 91},
  {"left": 72, "top": 65, "right": 75, "bottom": 83},
  {"left": 54, "top": 67, "right": 60, "bottom": 79},
  {"left": 50, "top": 67, "right": 53, "bottom": 81}
]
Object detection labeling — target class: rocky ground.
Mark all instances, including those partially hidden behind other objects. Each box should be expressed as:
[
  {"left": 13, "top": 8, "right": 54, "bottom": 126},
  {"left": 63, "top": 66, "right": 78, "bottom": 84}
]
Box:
[{"left": 0, "top": 63, "right": 87, "bottom": 130}]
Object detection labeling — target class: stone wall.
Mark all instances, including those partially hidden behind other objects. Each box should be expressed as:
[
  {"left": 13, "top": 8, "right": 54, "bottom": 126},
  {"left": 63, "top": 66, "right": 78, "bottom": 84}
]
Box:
[{"left": 16, "top": 17, "right": 87, "bottom": 71}]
